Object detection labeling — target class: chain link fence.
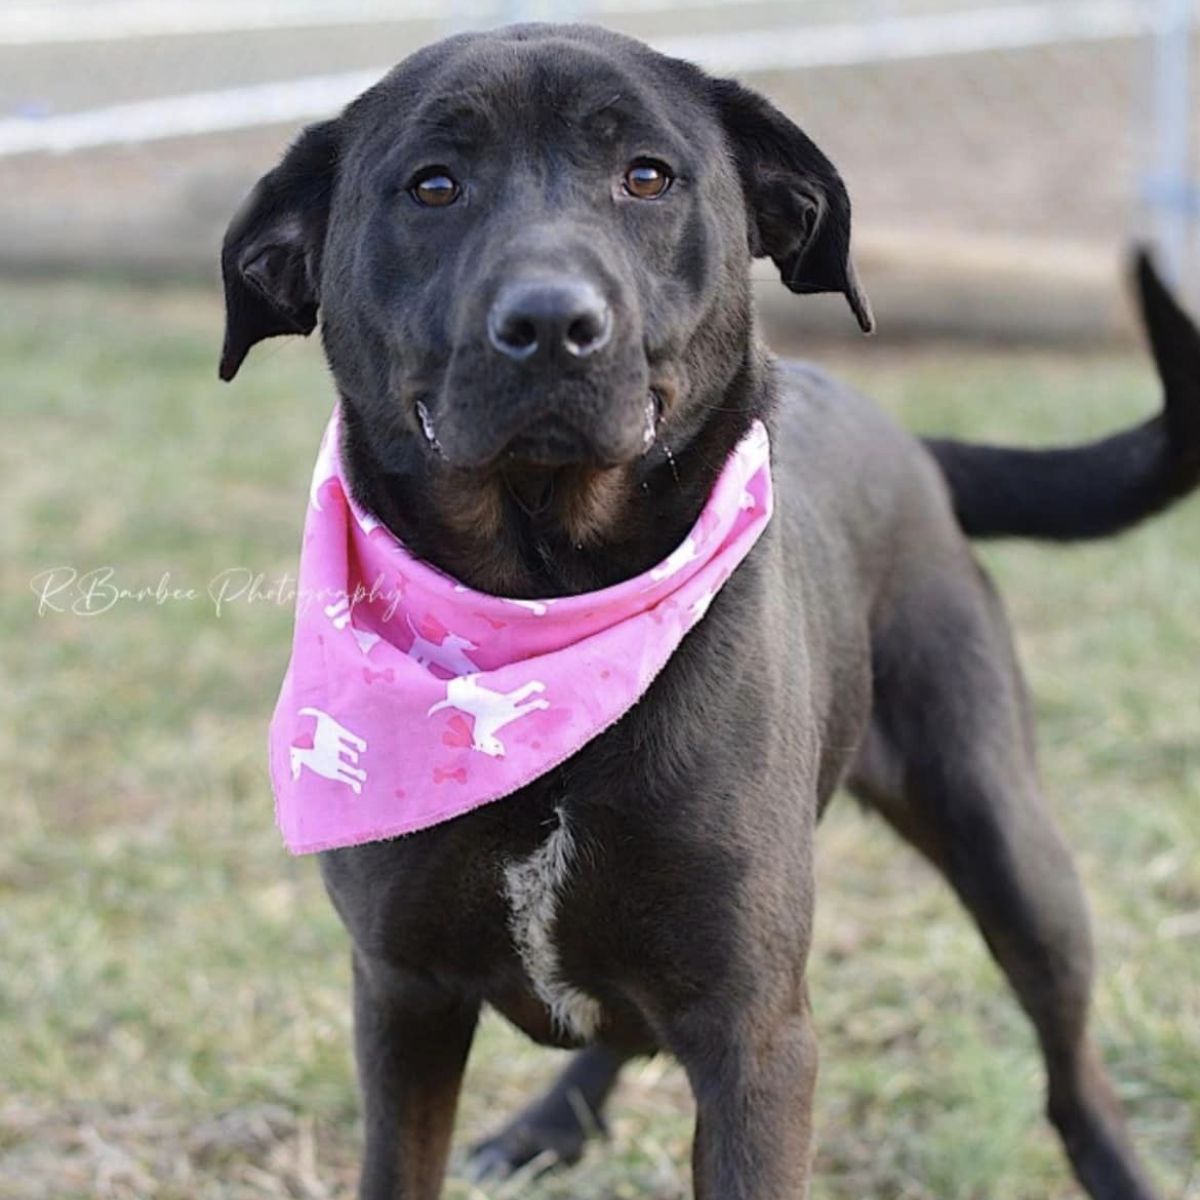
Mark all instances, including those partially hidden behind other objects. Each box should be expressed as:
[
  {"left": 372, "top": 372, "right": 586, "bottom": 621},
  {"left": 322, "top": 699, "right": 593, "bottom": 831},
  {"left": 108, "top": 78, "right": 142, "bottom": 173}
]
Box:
[{"left": 0, "top": 0, "right": 1197, "bottom": 336}]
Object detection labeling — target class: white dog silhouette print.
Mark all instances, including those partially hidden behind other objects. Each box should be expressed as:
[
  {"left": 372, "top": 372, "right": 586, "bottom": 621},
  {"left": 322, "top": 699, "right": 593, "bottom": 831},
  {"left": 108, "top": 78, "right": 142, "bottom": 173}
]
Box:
[
  {"left": 324, "top": 598, "right": 381, "bottom": 655},
  {"left": 503, "top": 598, "right": 551, "bottom": 616},
  {"left": 454, "top": 584, "right": 551, "bottom": 617},
  {"left": 651, "top": 533, "right": 700, "bottom": 582},
  {"left": 427, "top": 676, "right": 549, "bottom": 757},
  {"left": 290, "top": 706, "right": 368, "bottom": 793},
  {"left": 354, "top": 505, "right": 382, "bottom": 536},
  {"left": 689, "top": 586, "right": 717, "bottom": 625},
  {"left": 405, "top": 615, "right": 479, "bottom": 676}
]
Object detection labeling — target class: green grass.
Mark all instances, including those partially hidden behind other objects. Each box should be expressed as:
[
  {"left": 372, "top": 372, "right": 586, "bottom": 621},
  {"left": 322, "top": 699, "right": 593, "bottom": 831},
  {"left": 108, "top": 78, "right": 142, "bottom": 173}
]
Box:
[{"left": 2, "top": 279, "right": 1197, "bottom": 1200}]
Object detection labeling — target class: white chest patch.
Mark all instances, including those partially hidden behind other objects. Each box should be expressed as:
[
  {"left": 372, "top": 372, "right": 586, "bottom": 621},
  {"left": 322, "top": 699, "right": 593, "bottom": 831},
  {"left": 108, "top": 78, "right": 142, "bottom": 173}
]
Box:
[{"left": 503, "top": 810, "right": 603, "bottom": 1041}]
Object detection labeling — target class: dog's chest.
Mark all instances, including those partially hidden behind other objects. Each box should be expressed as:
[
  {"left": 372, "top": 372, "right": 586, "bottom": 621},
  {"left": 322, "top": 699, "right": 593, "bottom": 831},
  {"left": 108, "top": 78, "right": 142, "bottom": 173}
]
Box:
[{"left": 502, "top": 808, "right": 604, "bottom": 1042}]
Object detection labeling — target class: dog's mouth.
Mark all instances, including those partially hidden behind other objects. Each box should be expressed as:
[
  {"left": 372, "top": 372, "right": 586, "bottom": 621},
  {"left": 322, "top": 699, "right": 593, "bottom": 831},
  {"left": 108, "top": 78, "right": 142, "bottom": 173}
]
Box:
[
  {"left": 415, "top": 389, "right": 665, "bottom": 470},
  {"left": 504, "top": 416, "right": 602, "bottom": 468}
]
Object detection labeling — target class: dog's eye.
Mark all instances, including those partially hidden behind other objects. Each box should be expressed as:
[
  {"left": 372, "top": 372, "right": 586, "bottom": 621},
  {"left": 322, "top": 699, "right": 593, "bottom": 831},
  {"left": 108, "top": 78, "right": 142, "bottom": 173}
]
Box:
[
  {"left": 622, "top": 159, "right": 672, "bottom": 200},
  {"left": 410, "top": 169, "right": 461, "bottom": 208}
]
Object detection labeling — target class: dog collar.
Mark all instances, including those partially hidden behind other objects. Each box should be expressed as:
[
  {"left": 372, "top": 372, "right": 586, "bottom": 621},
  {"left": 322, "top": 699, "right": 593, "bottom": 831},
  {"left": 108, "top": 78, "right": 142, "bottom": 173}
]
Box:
[{"left": 269, "top": 410, "right": 773, "bottom": 853}]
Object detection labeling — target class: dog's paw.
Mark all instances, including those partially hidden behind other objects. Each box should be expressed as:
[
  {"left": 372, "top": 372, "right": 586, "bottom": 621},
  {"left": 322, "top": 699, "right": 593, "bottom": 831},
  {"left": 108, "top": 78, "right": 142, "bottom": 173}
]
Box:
[{"left": 463, "top": 1115, "right": 594, "bottom": 1184}]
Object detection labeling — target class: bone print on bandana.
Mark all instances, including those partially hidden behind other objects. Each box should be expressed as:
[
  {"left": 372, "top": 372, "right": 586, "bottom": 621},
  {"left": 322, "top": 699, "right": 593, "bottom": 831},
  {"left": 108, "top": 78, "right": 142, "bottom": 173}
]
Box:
[{"left": 268, "top": 409, "right": 773, "bottom": 854}]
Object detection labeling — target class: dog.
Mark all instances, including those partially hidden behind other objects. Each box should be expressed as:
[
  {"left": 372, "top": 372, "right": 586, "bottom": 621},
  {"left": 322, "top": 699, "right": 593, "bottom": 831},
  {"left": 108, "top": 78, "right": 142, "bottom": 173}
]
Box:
[{"left": 219, "top": 24, "right": 1200, "bottom": 1199}]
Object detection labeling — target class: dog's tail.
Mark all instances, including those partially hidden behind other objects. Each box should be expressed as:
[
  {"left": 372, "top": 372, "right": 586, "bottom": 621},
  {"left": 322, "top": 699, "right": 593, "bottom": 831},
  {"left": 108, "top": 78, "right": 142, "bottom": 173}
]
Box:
[{"left": 925, "top": 251, "right": 1200, "bottom": 541}]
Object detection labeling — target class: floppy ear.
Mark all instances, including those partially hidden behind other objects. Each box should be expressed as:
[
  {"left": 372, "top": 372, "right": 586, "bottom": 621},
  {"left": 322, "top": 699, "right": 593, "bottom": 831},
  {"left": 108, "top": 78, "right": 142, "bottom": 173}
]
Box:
[
  {"left": 219, "top": 119, "right": 341, "bottom": 381},
  {"left": 711, "top": 78, "right": 874, "bottom": 333}
]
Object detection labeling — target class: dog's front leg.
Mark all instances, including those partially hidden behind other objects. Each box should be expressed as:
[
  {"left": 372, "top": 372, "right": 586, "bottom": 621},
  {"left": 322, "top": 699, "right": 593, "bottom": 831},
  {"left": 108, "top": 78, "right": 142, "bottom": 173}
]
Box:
[
  {"left": 352, "top": 951, "right": 479, "bottom": 1200},
  {"left": 678, "top": 1001, "right": 819, "bottom": 1200}
]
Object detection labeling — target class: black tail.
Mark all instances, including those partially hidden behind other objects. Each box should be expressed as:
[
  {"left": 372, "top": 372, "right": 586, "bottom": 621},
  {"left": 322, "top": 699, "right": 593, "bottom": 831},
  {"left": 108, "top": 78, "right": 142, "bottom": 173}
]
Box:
[{"left": 926, "top": 250, "right": 1200, "bottom": 540}]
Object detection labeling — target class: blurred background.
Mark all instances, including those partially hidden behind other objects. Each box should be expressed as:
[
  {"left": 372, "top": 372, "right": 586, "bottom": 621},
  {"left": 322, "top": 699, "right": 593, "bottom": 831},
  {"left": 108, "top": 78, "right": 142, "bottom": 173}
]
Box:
[
  {"left": 2, "top": 3, "right": 1198, "bottom": 1199},
  {"left": 3, "top": 0, "right": 1200, "bottom": 333}
]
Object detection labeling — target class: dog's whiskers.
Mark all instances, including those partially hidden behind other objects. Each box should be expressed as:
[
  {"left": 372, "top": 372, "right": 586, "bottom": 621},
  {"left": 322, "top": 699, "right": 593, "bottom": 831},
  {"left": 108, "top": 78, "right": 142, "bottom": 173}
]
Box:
[{"left": 662, "top": 440, "right": 680, "bottom": 487}]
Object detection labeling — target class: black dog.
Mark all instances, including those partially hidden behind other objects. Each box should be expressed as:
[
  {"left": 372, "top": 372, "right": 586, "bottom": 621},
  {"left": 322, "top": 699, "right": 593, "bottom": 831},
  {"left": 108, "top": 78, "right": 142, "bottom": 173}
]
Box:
[{"left": 220, "top": 24, "right": 1200, "bottom": 1199}]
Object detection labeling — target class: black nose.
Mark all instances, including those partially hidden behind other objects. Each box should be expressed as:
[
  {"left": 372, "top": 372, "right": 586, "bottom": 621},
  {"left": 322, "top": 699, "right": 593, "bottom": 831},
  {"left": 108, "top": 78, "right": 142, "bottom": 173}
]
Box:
[{"left": 488, "top": 279, "right": 612, "bottom": 363}]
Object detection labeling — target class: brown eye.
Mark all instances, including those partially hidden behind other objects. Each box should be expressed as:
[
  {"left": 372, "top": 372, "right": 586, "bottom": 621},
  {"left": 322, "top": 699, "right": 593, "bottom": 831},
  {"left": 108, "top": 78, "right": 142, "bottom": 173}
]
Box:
[
  {"left": 623, "top": 159, "right": 672, "bottom": 200},
  {"left": 411, "top": 170, "right": 460, "bottom": 207}
]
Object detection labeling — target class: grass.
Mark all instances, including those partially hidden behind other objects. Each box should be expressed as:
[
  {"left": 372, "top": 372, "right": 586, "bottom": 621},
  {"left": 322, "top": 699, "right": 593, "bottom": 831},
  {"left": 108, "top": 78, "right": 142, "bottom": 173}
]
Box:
[{"left": 2, "top": 277, "right": 1197, "bottom": 1200}]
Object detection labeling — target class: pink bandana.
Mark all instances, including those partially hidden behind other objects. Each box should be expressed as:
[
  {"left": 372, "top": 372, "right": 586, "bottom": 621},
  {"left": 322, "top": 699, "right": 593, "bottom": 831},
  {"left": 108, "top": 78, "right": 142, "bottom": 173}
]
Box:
[{"left": 269, "top": 411, "right": 773, "bottom": 854}]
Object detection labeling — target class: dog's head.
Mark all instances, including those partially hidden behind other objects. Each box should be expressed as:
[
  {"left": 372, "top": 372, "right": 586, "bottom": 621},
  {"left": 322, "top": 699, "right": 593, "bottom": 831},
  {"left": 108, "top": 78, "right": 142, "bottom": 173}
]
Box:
[{"left": 220, "top": 25, "right": 870, "bottom": 593}]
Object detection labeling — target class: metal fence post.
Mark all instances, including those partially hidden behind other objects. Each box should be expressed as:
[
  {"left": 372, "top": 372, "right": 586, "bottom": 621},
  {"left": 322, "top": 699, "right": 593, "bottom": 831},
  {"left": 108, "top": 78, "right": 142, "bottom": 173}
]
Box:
[{"left": 1148, "top": 0, "right": 1197, "bottom": 288}]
